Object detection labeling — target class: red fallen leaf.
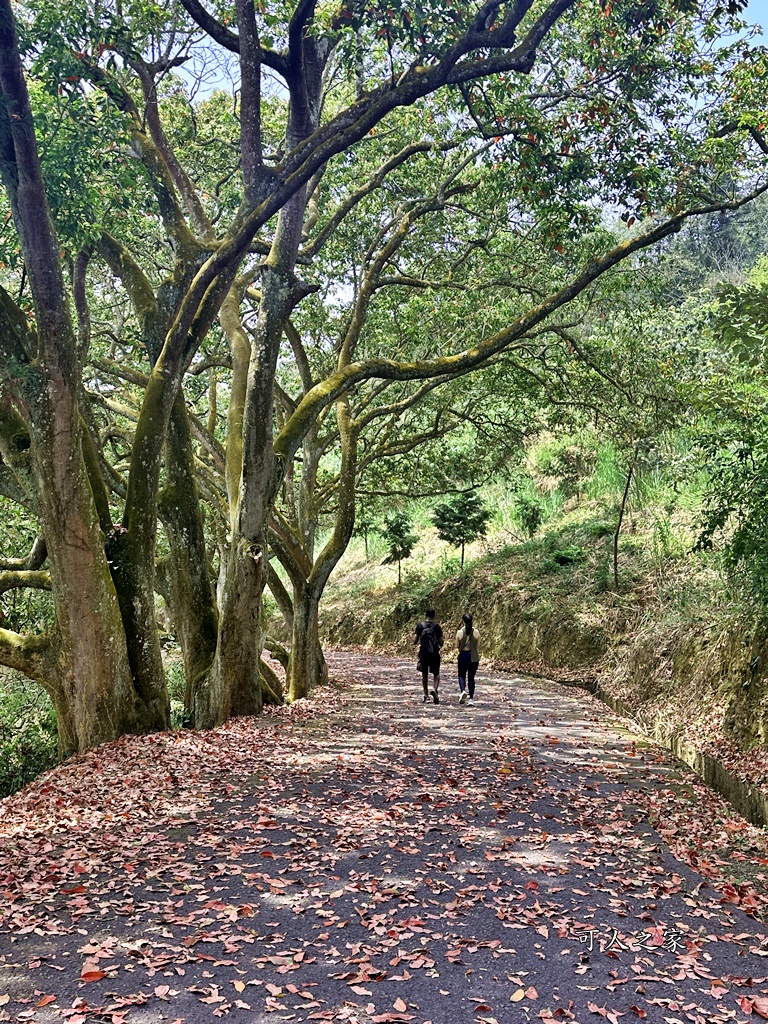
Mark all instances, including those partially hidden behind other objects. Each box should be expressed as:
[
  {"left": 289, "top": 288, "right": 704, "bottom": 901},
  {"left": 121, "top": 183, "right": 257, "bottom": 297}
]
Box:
[
  {"left": 629, "top": 1008, "right": 646, "bottom": 1019},
  {"left": 35, "top": 996, "right": 57, "bottom": 1007},
  {"left": 73, "top": 863, "right": 87, "bottom": 874},
  {"left": 736, "top": 997, "right": 753, "bottom": 1013},
  {"left": 61, "top": 886, "right": 86, "bottom": 895},
  {"left": 394, "top": 998, "right": 407, "bottom": 1012},
  {"left": 525, "top": 987, "right": 538, "bottom": 1000},
  {"left": 80, "top": 971, "right": 105, "bottom": 983},
  {"left": 525, "top": 881, "right": 539, "bottom": 891},
  {"left": 472, "top": 1004, "right": 493, "bottom": 1013},
  {"left": 720, "top": 884, "right": 741, "bottom": 905}
]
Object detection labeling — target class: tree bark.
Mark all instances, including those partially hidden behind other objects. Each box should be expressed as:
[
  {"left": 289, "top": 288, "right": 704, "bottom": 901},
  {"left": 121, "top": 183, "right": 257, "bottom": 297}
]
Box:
[
  {"left": 0, "top": 0, "right": 164, "bottom": 753},
  {"left": 286, "top": 581, "right": 327, "bottom": 701},
  {"left": 159, "top": 392, "right": 219, "bottom": 726}
]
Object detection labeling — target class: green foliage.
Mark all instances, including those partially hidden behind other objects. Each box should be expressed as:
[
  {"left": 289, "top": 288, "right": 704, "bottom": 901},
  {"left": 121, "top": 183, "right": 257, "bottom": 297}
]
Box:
[
  {"left": 431, "top": 492, "right": 491, "bottom": 563},
  {"left": 531, "top": 434, "right": 598, "bottom": 492},
  {"left": 513, "top": 495, "right": 545, "bottom": 539},
  {"left": 694, "top": 261, "right": 768, "bottom": 610},
  {"left": 546, "top": 545, "right": 588, "bottom": 570},
  {"left": 164, "top": 650, "right": 187, "bottom": 729},
  {"left": 698, "top": 411, "right": 768, "bottom": 607},
  {"left": 381, "top": 513, "right": 418, "bottom": 569},
  {"left": 0, "top": 674, "right": 57, "bottom": 798}
]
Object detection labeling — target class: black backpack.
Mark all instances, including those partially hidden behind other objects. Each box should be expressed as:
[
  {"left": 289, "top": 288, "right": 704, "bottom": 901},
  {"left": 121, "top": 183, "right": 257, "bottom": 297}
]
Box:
[{"left": 419, "top": 622, "right": 439, "bottom": 657}]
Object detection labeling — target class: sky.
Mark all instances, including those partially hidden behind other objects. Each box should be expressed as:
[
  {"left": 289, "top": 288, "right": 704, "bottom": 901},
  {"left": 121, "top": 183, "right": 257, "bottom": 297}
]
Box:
[{"left": 746, "top": 0, "right": 768, "bottom": 37}]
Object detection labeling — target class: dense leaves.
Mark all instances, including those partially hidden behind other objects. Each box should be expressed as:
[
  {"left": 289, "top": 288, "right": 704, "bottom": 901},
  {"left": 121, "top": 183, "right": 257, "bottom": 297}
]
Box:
[{"left": 431, "top": 493, "right": 491, "bottom": 568}]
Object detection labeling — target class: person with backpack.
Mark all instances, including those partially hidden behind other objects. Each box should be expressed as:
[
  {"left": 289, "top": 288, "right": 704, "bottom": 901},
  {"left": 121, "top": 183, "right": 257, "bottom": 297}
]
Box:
[
  {"left": 415, "top": 608, "right": 444, "bottom": 704},
  {"left": 456, "top": 612, "right": 480, "bottom": 705}
]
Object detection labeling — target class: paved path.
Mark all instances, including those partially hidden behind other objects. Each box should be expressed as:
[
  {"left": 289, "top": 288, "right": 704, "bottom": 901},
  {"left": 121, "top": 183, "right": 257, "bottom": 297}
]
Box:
[{"left": 2, "top": 654, "right": 768, "bottom": 1024}]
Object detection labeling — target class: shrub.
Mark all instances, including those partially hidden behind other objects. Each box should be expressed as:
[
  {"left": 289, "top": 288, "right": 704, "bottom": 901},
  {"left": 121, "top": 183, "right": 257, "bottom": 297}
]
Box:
[{"left": 0, "top": 674, "right": 57, "bottom": 798}]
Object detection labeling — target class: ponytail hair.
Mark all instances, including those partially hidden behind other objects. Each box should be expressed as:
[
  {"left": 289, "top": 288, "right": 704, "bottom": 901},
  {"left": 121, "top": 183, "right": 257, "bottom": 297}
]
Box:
[{"left": 462, "top": 612, "right": 473, "bottom": 637}]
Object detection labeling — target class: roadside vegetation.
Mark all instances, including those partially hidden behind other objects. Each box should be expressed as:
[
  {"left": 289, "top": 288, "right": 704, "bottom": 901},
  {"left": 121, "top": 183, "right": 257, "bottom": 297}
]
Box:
[{"left": 4, "top": 0, "right": 768, "bottom": 795}]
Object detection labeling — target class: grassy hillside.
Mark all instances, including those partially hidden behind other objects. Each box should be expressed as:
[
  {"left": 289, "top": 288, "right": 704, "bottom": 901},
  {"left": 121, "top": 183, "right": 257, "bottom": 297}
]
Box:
[{"left": 317, "top": 435, "right": 768, "bottom": 761}]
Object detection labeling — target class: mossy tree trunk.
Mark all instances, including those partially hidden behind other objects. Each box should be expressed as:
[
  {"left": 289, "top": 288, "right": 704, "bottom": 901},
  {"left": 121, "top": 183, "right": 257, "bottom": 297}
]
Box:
[
  {"left": 159, "top": 392, "right": 219, "bottom": 725},
  {"left": 274, "top": 399, "right": 357, "bottom": 702},
  {"left": 207, "top": 260, "right": 301, "bottom": 724},
  {"left": 206, "top": 30, "right": 329, "bottom": 723},
  {"left": 287, "top": 582, "right": 328, "bottom": 699},
  {"left": 0, "top": 0, "right": 166, "bottom": 754}
]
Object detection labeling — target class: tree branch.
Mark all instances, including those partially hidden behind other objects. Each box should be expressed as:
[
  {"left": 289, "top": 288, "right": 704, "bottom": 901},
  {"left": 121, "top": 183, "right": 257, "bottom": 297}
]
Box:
[
  {"left": 0, "top": 534, "right": 46, "bottom": 571},
  {"left": 275, "top": 185, "right": 768, "bottom": 465},
  {"left": 80, "top": 60, "right": 199, "bottom": 253},
  {"left": 0, "top": 624, "right": 56, "bottom": 681},
  {"left": 0, "top": 568, "right": 50, "bottom": 594},
  {"left": 130, "top": 58, "right": 215, "bottom": 242},
  {"left": 178, "top": 0, "right": 290, "bottom": 77}
]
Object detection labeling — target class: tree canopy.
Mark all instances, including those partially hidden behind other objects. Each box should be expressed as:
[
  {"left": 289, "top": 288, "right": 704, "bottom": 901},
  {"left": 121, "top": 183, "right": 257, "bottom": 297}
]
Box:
[{"left": 0, "top": 0, "right": 768, "bottom": 756}]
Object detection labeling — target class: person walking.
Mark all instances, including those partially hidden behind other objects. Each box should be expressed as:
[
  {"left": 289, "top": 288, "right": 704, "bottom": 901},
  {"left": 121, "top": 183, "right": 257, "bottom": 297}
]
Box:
[
  {"left": 415, "top": 608, "right": 443, "bottom": 704},
  {"left": 456, "top": 612, "right": 480, "bottom": 705}
]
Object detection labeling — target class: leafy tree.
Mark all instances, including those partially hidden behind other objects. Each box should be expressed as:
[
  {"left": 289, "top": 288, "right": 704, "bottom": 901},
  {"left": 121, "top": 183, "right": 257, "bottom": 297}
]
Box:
[
  {"left": 432, "top": 492, "right": 491, "bottom": 567},
  {"left": 0, "top": 0, "right": 766, "bottom": 755},
  {"left": 694, "top": 263, "right": 768, "bottom": 607},
  {"left": 381, "top": 513, "right": 418, "bottom": 586}
]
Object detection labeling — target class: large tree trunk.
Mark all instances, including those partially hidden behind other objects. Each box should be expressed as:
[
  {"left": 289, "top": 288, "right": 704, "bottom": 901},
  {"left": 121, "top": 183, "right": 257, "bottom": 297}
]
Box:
[
  {"left": 206, "top": 262, "right": 295, "bottom": 725},
  {"left": 206, "top": 534, "right": 266, "bottom": 725},
  {"left": 33, "top": 373, "right": 158, "bottom": 754},
  {"left": 159, "top": 393, "right": 219, "bottom": 726},
  {"left": 0, "top": 0, "right": 166, "bottom": 754},
  {"left": 286, "top": 582, "right": 327, "bottom": 701},
  {"left": 282, "top": 399, "right": 358, "bottom": 701},
  {"left": 204, "top": 25, "right": 328, "bottom": 725}
]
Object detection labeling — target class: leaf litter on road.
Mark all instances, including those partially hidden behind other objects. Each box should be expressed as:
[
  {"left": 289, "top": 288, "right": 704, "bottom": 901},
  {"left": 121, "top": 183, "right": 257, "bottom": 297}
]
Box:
[{"left": 2, "top": 653, "right": 768, "bottom": 1023}]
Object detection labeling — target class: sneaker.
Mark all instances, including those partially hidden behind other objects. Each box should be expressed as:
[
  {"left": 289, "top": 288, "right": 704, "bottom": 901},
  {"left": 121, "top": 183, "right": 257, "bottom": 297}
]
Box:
[
  {"left": 467, "top": 698, "right": 474, "bottom": 706},
  {"left": 459, "top": 691, "right": 468, "bottom": 705},
  {"left": 422, "top": 694, "right": 429, "bottom": 703},
  {"left": 430, "top": 689, "right": 439, "bottom": 704}
]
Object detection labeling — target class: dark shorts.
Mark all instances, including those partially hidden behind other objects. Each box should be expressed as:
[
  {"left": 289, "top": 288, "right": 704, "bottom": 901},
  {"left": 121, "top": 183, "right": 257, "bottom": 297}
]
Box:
[{"left": 418, "top": 654, "right": 441, "bottom": 675}]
